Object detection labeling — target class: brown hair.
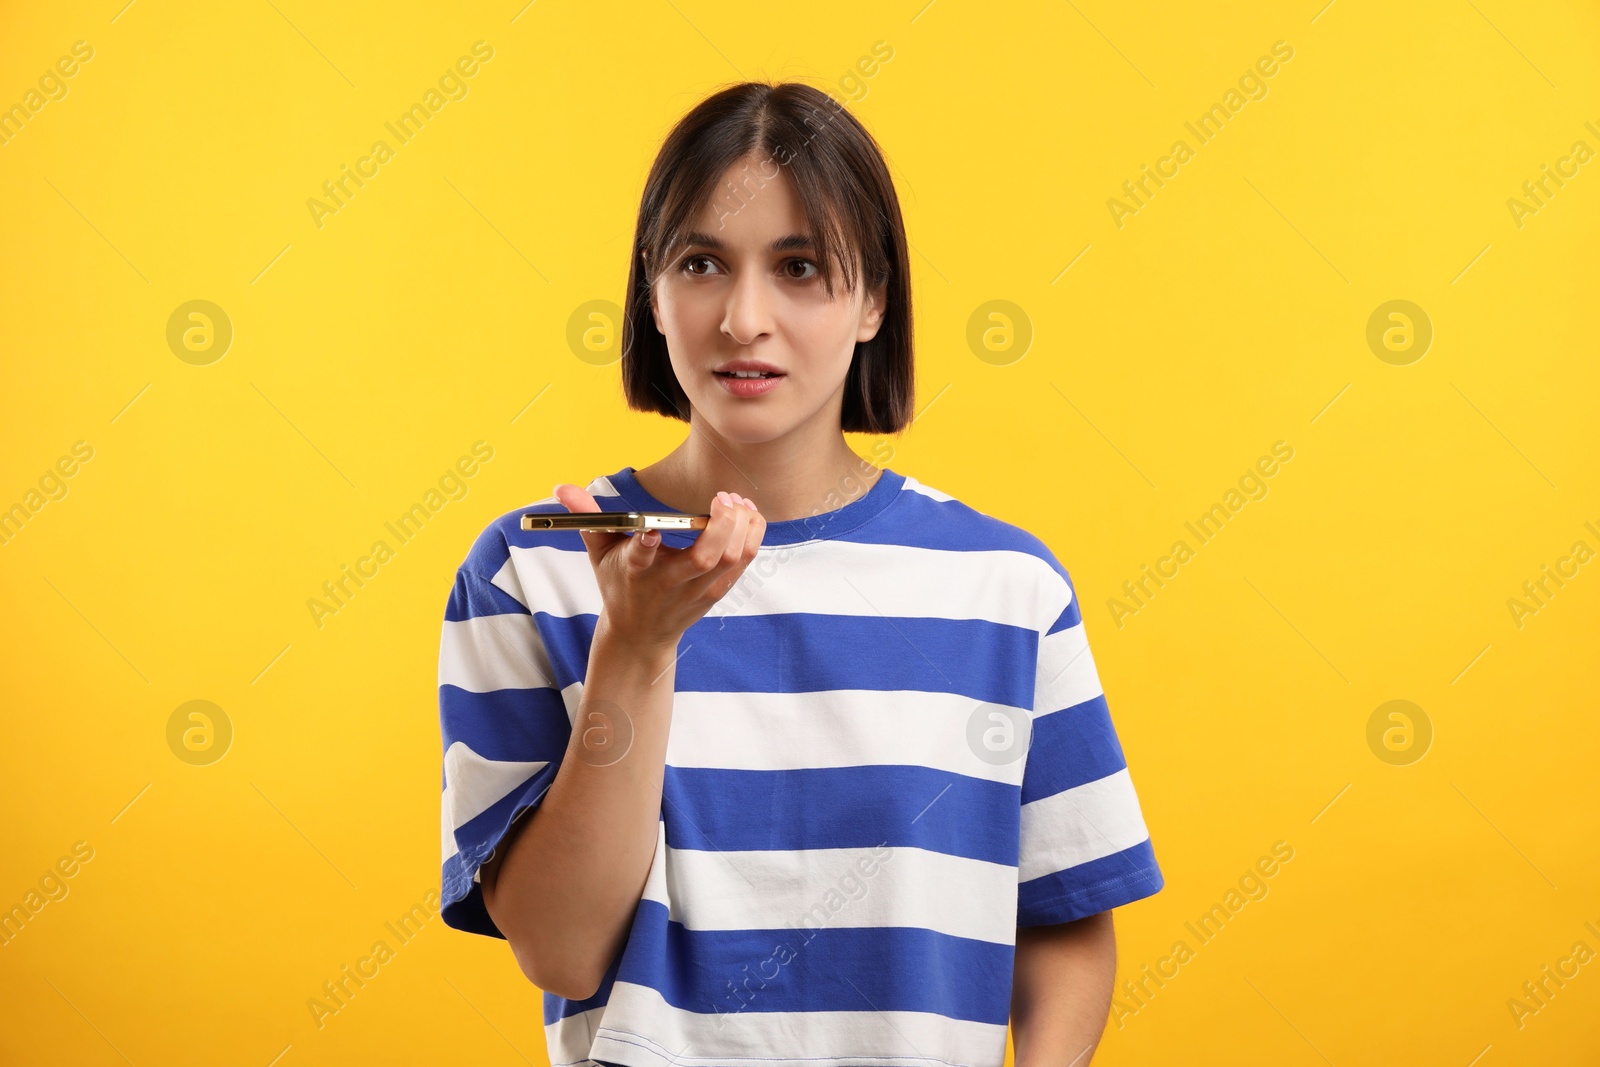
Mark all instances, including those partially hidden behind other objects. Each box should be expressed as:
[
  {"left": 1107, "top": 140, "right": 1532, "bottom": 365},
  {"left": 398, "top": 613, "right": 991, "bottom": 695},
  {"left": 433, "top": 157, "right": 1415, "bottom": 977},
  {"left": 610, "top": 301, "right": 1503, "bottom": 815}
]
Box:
[{"left": 620, "top": 81, "right": 913, "bottom": 435}]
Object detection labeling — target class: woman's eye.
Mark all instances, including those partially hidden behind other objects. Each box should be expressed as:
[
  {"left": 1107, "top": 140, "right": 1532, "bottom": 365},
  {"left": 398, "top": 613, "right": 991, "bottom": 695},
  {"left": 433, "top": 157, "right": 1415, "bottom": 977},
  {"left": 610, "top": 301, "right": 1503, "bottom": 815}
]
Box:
[
  {"left": 784, "top": 258, "right": 819, "bottom": 280},
  {"left": 680, "top": 254, "right": 718, "bottom": 276},
  {"left": 676, "top": 255, "right": 817, "bottom": 280}
]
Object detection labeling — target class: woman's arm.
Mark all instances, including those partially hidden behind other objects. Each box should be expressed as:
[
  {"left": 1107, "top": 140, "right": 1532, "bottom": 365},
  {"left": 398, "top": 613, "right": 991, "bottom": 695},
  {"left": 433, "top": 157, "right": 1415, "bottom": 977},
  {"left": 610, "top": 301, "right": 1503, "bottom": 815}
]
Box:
[
  {"left": 479, "top": 617, "right": 679, "bottom": 1001},
  {"left": 1010, "top": 910, "right": 1118, "bottom": 1067},
  {"left": 478, "top": 485, "right": 762, "bottom": 1001}
]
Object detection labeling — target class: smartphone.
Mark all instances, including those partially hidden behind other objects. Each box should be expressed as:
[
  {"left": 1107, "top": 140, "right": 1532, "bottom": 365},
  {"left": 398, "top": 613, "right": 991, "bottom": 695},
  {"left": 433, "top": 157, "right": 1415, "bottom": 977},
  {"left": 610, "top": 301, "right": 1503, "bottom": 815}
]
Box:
[{"left": 521, "top": 510, "right": 710, "bottom": 533}]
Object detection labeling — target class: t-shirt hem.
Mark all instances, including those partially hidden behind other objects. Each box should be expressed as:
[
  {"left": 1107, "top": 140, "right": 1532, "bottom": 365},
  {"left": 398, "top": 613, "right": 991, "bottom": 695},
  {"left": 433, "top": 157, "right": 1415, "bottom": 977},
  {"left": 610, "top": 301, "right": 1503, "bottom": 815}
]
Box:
[
  {"left": 439, "top": 774, "right": 556, "bottom": 939},
  {"left": 1017, "top": 864, "right": 1165, "bottom": 927},
  {"left": 585, "top": 1029, "right": 993, "bottom": 1067}
]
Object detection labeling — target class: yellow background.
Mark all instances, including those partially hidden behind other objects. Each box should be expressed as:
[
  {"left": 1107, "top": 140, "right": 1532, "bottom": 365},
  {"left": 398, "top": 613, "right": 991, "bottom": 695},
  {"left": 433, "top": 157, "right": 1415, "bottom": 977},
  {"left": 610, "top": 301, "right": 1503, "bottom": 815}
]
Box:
[{"left": 2, "top": 0, "right": 1597, "bottom": 1063}]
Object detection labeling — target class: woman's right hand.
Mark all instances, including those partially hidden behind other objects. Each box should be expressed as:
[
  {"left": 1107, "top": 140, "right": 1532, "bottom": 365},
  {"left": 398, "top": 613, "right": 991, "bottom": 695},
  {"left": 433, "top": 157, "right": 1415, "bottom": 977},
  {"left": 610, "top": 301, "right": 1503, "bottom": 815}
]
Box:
[{"left": 552, "top": 482, "right": 766, "bottom": 652}]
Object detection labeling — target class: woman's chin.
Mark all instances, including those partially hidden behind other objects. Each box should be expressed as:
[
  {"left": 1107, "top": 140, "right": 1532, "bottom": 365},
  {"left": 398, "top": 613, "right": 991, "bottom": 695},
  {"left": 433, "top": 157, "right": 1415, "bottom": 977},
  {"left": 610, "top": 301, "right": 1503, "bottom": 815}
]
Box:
[{"left": 697, "top": 407, "right": 796, "bottom": 446}]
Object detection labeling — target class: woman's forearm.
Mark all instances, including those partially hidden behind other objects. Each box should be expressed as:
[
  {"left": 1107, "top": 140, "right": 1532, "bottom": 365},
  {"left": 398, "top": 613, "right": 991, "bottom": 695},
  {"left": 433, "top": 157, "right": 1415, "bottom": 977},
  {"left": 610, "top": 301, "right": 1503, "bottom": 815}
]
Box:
[
  {"left": 1011, "top": 910, "right": 1118, "bottom": 1067},
  {"left": 480, "top": 616, "right": 678, "bottom": 1000}
]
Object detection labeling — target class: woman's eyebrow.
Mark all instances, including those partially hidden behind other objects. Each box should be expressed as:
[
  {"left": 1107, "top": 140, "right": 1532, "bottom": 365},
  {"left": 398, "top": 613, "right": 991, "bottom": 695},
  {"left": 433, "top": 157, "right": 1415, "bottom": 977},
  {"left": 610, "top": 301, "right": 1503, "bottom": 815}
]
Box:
[{"left": 681, "top": 230, "right": 816, "bottom": 253}]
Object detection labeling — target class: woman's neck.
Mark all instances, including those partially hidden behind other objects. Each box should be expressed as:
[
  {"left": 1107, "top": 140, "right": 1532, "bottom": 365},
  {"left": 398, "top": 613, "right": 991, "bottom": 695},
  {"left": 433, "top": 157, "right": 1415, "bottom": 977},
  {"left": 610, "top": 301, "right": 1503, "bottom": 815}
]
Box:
[{"left": 633, "top": 425, "right": 883, "bottom": 523}]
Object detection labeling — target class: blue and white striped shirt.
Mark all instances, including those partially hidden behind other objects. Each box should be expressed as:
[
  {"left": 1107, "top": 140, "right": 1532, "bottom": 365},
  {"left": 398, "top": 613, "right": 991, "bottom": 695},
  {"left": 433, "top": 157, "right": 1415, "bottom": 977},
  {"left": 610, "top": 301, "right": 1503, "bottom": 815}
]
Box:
[{"left": 439, "top": 465, "right": 1163, "bottom": 1067}]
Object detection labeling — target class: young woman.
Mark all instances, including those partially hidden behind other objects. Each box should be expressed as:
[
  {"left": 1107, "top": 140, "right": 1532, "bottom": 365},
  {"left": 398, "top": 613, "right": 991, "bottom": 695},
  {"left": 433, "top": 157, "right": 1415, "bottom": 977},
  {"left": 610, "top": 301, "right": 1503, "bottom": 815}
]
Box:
[{"left": 438, "top": 81, "right": 1164, "bottom": 1067}]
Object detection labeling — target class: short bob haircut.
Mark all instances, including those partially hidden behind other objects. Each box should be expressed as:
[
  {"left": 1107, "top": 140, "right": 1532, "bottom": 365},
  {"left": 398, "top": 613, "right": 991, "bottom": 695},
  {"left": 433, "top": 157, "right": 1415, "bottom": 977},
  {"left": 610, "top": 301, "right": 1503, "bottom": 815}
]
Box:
[{"left": 620, "top": 81, "right": 914, "bottom": 435}]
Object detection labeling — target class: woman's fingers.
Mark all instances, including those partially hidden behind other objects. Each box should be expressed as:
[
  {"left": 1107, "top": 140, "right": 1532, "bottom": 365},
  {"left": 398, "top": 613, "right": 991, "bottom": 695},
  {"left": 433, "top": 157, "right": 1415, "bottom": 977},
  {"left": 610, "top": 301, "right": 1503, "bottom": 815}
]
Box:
[
  {"left": 554, "top": 483, "right": 596, "bottom": 511},
  {"left": 627, "top": 528, "right": 661, "bottom": 572},
  {"left": 555, "top": 481, "right": 763, "bottom": 604},
  {"left": 555, "top": 482, "right": 630, "bottom": 569},
  {"left": 738, "top": 496, "right": 765, "bottom": 559},
  {"left": 686, "top": 493, "right": 748, "bottom": 575},
  {"left": 679, "top": 493, "right": 762, "bottom": 602}
]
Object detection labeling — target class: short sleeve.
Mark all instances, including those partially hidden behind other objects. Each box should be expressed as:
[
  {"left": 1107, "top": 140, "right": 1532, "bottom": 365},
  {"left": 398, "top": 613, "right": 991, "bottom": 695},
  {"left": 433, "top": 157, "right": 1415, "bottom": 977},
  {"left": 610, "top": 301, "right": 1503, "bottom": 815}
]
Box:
[
  {"left": 438, "top": 566, "right": 572, "bottom": 939},
  {"left": 1017, "top": 567, "right": 1164, "bottom": 926}
]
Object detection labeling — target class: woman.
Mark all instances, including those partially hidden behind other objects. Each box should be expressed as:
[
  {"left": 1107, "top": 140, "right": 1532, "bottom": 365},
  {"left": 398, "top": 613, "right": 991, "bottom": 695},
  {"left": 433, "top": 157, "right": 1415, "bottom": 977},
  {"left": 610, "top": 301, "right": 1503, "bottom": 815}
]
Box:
[{"left": 438, "top": 81, "right": 1164, "bottom": 1067}]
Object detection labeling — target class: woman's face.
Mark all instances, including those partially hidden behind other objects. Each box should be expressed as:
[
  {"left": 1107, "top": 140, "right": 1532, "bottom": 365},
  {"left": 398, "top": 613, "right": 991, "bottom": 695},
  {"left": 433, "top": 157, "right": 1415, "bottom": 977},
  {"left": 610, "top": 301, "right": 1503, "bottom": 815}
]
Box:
[{"left": 649, "top": 152, "right": 887, "bottom": 446}]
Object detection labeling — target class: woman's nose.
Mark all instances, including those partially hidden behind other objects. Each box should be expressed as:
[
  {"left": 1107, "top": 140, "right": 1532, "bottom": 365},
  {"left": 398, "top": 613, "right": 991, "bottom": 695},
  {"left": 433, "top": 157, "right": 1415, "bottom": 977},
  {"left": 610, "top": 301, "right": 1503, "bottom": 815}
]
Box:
[{"left": 722, "top": 271, "right": 775, "bottom": 344}]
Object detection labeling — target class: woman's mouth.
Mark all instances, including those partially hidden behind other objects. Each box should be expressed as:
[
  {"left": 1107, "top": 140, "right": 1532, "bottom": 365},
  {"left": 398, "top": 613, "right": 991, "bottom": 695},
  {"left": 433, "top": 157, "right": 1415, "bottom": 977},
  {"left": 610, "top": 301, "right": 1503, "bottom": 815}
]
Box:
[{"left": 714, "top": 370, "right": 786, "bottom": 397}]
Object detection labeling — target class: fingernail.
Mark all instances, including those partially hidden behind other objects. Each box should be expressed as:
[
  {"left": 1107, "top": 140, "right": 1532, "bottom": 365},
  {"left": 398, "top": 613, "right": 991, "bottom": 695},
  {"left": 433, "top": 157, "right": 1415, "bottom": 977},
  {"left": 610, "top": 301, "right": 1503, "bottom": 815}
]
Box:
[
  {"left": 742, "top": 497, "right": 757, "bottom": 511},
  {"left": 717, "top": 491, "right": 730, "bottom": 506}
]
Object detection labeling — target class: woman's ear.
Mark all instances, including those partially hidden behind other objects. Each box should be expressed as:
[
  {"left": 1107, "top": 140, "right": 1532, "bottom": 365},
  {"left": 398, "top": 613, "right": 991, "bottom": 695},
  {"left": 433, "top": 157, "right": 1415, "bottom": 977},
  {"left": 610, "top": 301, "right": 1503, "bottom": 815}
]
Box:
[
  {"left": 856, "top": 278, "right": 889, "bottom": 343},
  {"left": 643, "top": 252, "right": 666, "bottom": 334}
]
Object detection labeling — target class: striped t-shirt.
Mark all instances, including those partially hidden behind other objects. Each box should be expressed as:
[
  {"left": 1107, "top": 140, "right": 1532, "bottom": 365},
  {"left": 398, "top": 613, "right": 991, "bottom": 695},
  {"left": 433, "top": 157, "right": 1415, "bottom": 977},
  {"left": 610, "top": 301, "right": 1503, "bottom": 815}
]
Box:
[{"left": 438, "top": 465, "right": 1164, "bottom": 1067}]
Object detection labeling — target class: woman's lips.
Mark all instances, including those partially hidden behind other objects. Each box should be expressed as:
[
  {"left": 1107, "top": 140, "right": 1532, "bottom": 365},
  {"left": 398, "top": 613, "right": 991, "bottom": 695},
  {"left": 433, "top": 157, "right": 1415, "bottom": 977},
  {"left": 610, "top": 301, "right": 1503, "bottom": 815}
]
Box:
[{"left": 714, "top": 371, "right": 786, "bottom": 397}]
